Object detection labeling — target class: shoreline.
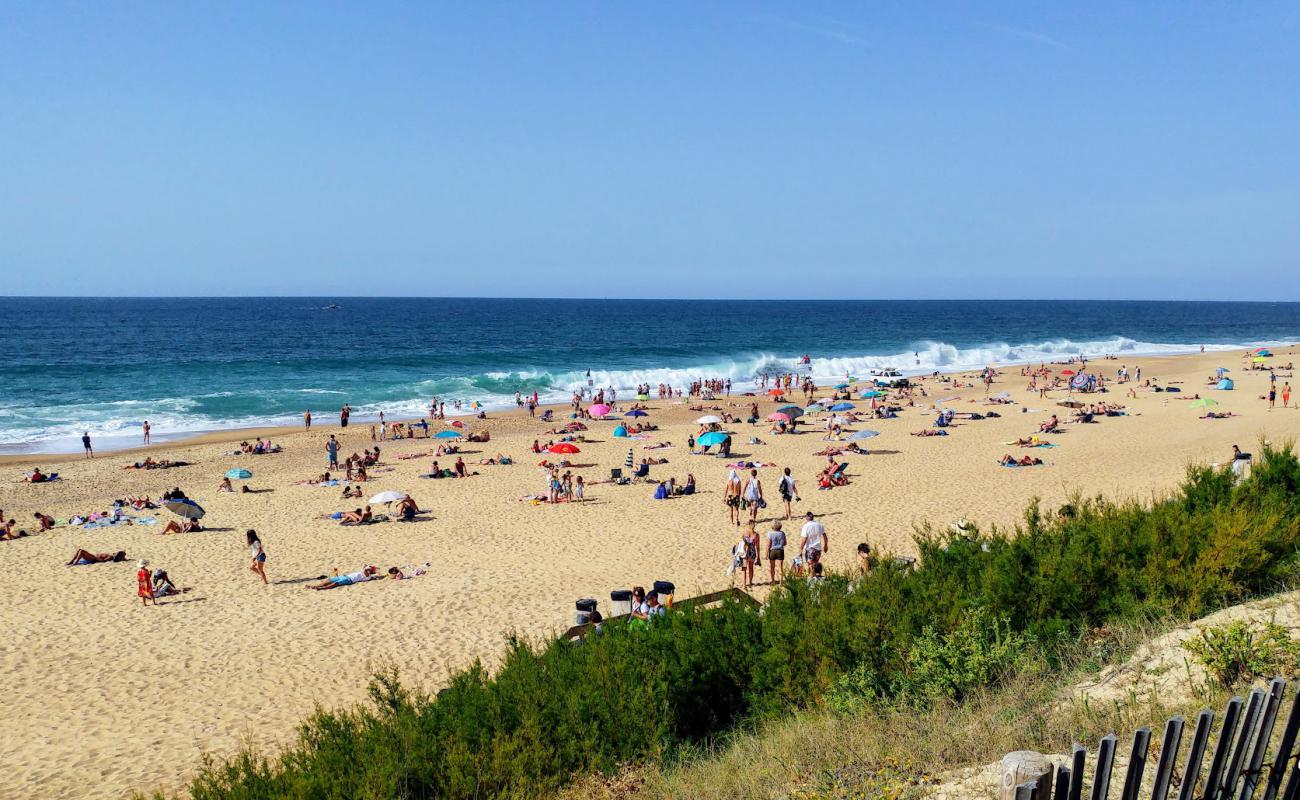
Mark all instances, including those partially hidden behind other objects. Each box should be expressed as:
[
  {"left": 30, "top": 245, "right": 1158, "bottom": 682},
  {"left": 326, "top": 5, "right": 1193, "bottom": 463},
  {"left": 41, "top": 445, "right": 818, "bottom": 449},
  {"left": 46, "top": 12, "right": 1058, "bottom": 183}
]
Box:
[{"left": 4, "top": 343, "right": 1292, "bottom": 464}]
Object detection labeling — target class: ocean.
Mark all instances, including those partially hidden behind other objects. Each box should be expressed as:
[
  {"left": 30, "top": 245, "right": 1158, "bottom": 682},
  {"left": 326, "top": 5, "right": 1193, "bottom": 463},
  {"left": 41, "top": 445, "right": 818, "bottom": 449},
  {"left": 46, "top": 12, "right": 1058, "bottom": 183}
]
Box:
[{"left": 2, "top": 297, "right": 1298, "bottom": 454}]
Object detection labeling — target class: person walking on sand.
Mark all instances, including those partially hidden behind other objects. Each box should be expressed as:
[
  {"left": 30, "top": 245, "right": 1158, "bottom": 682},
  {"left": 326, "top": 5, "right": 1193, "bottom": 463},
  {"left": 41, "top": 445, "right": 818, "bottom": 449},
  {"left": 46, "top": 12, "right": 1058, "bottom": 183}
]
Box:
[
  {"left": 142, "top": 420, "right": 151, "bottom": 445},
  {"left": 766, "top": 520, "right": 786, "bottom": 584},
  {"left": 304, "top": 409, "right": 312, "bottom": 430},
  {"left": 137, "top": 559, "right": 157, "bottom": 606},
  {"left": 724, "top": 470, "right": 743, "bottom": 526},
  {"left": 81, "top": 431, "right": 93, "bottom": 459},
  {"left": 1284, "top": 382, "right": 1292, "bottom": 409},
  {"left": 1269, "top": 385, "right": 1277, "bottom": 410},
  {"left": 743, "top": 469, "right": 764, "bottom": 523},
  {"left": 777, "top": 467, "right": 798, "bottom": 520},
  {"left": 247, "top": 530, "right": 267, "bottom": 584},
  {"left": 799, "top": 511, "right": 828, "bottom": 567},
  {"left": 340, "top": 404, "right": 350, "bottom": 428}
]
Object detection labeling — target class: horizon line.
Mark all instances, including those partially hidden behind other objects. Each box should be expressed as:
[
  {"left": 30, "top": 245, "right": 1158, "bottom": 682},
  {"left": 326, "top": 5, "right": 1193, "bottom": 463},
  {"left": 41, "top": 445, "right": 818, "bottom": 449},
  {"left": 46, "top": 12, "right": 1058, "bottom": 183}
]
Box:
[{"left": 2, "top": 295, "right": 1299, "bottom": 304}]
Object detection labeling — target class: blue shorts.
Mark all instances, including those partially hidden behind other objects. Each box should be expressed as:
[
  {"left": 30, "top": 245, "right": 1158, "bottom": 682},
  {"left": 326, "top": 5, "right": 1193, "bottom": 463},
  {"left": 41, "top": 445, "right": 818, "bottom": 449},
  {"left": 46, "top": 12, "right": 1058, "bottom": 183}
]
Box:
[{"left": 330, "top": 575, "right": 352, "bottom": 586}]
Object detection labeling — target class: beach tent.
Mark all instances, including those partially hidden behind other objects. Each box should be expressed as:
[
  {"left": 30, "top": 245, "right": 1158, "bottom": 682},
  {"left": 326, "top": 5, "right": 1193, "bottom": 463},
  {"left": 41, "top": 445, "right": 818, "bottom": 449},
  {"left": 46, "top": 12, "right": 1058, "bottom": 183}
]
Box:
[
  {"left": 613, "top": 425, "right": 628, "bottom": 437},
  {"left": 1218, "top": 378, "right": 1235, "bottom": 390}
]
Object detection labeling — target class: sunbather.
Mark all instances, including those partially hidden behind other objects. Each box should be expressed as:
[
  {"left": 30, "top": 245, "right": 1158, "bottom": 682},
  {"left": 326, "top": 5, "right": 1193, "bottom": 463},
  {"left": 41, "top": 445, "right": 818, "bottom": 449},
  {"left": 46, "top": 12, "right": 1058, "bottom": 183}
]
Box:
[
  {"left": 307, "top": 566, "right": 379, "bottom": 589},
  {"left": 67, "top": 549, "right": 127, "bottom": 565}
]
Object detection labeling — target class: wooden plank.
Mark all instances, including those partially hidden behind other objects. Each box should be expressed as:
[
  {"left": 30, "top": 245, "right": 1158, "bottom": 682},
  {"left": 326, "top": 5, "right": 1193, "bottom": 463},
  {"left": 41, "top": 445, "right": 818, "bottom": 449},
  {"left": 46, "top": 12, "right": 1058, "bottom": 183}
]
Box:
[
  {"left": 1152, "top": 717, "right": 1186, "bottom": 800},
  {"left": 1238, "top": 678, "right": 1286, "bottom": 800},
  {"left": 1224, "top": 689, "right": 1267, "bottom": 797},
  {"left": 1054, "top": 764, "right": 1073, "bottom": 800},
  {"left": 1017, "top": 780, "right": 1040, "bottom": 800},
  {"left": 1121, "top": 727, "right": 1152, "bottom": 800},
  {"left": 1068, "top": 744, "right": 1088, "bottom": 800},
  {"left": 1205, "top": 698, "right": 1245, "bottom": 800},
  {"left": 1092, "top": 734, "right": 1118, "bottom": 800},
  {"left": 561, "top": 586, "right": 759, "bottom": 638},
  {"left": 1264, "top": 680, "right": 1300, "bottom": 800},
  {"left": 1177, "top": 710, "right": 1216, "bottom": 800}
]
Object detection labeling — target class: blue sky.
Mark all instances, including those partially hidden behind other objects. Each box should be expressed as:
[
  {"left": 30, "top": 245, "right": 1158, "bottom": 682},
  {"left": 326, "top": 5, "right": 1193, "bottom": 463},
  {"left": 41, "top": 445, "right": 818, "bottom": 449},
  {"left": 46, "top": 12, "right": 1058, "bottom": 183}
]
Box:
[{"left": 1, "top": 2, "right": 1297, "bottom": 299}]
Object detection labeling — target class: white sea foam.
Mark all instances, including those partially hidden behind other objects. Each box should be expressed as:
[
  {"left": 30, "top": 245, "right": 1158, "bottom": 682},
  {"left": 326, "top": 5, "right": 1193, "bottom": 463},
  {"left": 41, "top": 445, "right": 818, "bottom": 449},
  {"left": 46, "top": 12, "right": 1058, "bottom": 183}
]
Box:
[{"left": 2, "top": 336, "right": 1289, "bottom": 452}]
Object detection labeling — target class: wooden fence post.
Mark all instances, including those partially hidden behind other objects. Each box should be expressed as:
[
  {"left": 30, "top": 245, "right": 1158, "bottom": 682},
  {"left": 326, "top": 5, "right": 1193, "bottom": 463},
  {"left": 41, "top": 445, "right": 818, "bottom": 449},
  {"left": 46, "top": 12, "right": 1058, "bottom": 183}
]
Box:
[{"left": 1001, "top": 751, "right": 1053, "bottom": 800}]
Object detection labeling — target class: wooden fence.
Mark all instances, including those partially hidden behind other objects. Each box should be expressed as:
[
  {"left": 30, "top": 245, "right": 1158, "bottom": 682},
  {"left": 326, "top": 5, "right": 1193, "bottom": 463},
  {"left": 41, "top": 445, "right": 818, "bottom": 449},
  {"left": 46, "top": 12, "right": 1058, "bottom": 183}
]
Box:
[{"left": 1004, "top": 677, "right": 1300, "bottom": 799}]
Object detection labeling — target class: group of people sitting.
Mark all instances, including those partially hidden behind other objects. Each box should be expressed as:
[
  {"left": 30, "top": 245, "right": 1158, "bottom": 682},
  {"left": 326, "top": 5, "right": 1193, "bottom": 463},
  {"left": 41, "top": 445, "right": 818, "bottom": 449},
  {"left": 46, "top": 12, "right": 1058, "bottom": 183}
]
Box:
[
  {"left": 21, "top": 467, "right": 56, "bottom": 483},
  {"left": 426, "top": 457, "right": 470, "bottom": 479},
  {"left": 3, "top": 510, "right": 56, "bottom": 540},
  {"left": 652, "top": 474, "right": 696, "bottom": 499},
  {"left": 238, "top": 438, "right": 282, "bottom": 454}
]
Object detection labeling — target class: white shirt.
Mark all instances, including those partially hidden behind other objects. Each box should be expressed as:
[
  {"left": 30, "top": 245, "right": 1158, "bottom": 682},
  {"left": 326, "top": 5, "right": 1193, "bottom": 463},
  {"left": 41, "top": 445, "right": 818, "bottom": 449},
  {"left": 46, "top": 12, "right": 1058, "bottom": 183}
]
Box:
[{"left": 800, "top": 520, "right": 826, "bottom": 551}]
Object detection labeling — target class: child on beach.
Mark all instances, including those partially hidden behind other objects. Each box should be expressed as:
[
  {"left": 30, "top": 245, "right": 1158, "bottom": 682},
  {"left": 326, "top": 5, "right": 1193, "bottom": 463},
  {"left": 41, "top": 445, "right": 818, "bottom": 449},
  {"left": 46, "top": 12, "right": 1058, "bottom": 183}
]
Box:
[
  {"left": 137, "top": 560, "right": 157, "bottom": 606},
  {"left": 247, "top": 530, "right": 267, "bottom": 584}
]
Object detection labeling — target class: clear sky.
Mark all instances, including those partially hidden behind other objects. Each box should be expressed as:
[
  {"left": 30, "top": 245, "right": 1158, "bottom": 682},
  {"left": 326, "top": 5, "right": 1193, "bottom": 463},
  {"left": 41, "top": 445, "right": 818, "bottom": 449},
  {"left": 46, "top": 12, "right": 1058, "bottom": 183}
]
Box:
[{"left": 2, "top": 2, "right": 1297, "bottom": 299}]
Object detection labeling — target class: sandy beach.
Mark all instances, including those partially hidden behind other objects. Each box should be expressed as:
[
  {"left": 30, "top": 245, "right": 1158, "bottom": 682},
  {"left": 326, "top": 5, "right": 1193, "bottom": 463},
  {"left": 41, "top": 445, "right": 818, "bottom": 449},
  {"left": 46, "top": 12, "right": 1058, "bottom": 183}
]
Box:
[{"left": 2, "top": 346, "right": 1298, "bottom": 799}]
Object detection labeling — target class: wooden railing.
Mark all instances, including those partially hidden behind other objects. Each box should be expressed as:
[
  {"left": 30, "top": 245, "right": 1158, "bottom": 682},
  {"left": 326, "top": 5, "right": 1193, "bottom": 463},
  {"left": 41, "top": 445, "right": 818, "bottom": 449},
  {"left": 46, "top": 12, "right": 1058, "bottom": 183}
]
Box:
[
  {"left": 561, "top": 586, "right": 760, "bottom": 640},
  {"left": 1003, "top": 677, "right": 1300, "bottom": 799}
]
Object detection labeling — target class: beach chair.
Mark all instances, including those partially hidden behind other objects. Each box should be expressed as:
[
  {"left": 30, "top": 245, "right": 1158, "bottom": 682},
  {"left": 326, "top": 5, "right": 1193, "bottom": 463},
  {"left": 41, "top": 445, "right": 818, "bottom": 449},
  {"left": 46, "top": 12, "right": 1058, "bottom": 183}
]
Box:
[
  {"left": 609, "top": 467, "right": 622, "bottom": 480},
  {"left": 632, "top": 462, "right": 650, "bottom": 480},
  {"left": 830, "top": 463, "right": 849, "bottom": 486}
]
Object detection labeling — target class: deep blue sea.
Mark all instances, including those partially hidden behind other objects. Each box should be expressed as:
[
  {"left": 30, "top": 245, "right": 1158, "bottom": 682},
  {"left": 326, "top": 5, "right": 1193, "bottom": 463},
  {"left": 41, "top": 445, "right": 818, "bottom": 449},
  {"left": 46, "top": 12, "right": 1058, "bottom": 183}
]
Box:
[{"left": 3, "top": 298, "right": 1299, "bottom": 453}]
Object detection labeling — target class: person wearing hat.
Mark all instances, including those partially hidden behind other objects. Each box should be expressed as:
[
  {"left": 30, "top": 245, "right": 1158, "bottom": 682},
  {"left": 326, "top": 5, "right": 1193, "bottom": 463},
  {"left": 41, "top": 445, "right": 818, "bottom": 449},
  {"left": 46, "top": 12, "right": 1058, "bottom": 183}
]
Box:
[
  {"left": 799, "top": 511, "right": 828, "bottom": 567},
  {"left": 136, "top": 560, "right": 157, "bottom": 606}
]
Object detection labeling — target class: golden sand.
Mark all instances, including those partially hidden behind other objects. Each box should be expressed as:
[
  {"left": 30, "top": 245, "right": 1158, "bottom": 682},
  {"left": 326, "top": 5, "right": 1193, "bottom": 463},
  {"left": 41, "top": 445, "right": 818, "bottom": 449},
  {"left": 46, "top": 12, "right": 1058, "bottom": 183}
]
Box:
[{"left": 1, "top": 347, "right": 1297, "bottom": 798}]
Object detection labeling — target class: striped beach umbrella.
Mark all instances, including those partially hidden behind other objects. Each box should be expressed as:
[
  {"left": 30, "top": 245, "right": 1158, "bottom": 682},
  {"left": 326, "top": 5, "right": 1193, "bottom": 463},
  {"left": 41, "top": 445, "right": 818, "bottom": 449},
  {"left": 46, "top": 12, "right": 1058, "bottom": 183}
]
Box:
[{"left": 624, "top": 449, "right": 634, "bottom": 469}]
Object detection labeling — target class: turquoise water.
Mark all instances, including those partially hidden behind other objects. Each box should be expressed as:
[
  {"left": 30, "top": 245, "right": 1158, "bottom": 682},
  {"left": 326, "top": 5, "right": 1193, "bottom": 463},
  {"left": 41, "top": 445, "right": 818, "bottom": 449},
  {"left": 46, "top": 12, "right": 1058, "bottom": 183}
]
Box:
[{"left": 1, "top": 297, "right": 1297, "bottom": 453}]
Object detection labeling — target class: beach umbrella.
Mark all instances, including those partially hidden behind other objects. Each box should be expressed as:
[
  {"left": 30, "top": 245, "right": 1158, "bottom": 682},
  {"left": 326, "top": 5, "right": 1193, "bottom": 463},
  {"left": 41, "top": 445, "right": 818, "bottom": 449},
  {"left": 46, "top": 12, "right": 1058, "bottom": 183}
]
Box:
[
  {"left": 776, "top": 404, "right": 804, "bottom": 418},
  {"left": 804, "top": 403, "right": 824, "bottom": 413},
  {"left": 624, "top": 409, "right": 648, "bottom": 417},
  {"left": 1253, "top": 356, "right": 1268, "bottom": 363},
  {"left": 449, "top": 420, "right": 465, "bottom": 428},
  {"left": 767, "top": 412, "right": 791, "bottom": 422},
  {"left": 225, "top": 468, "right": 252, "bottom": 479},
  {"left": 859, "top": 390, "right": 883, "bottom": 399},
  {"left": 834, "top": 383, "right": 849, "bottom": 390},
  {"left": 624, "top": 449, "right": 634, "bottom": 468},
  {"left": 636, "top": 393, "right": 650, "bottom": 401},
  {"left": 698, "top": 431, "right": 727, "bottom": 446},
  {"left": 992, "top": 391, "right": 1011, "bottom": 399},
  {"left": 1061, "top": 369, "right": 1076, "bottom": 376},
  {"left": 547, "top": 443, "right": 580, "bottom": 454},
  {"left": 164, "top": 498, "right": 205, "bottom": 519},
  {"left": 589, "top": 403, "right": 612, "bottom": 417},
  {"left": 369, "top": 490, "right": 407, "bottom": 505},
  {"left": 830, "top": 402, "right": 855, "bottom": 412},
  {"left": 1189, "top": 398, "right": 1219, "bottom": 409},
  {"left": 767, "top": 388, "right": 785, "bottom": 396},
  {"left": 435, "top": 430, "right": 462, "bottom": 439},
  {"left": 696, "top": 414, "right": 722, "bottom": 424},
  {"left": 847, "top": 429, "right": 880, "bottom": 441}
]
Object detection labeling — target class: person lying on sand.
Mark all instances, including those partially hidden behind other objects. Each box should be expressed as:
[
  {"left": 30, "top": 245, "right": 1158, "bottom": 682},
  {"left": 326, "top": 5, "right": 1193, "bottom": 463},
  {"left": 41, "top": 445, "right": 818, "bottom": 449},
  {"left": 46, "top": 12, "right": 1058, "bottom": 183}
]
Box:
[
  {"left": 3, "top": 518, "right": 29, "bottom": 539},
  {"left": 67, "top": 549, "right": 127, "bottom": 565},
  {"left": 999, "top": 454, "right": 1044, "bottom": 466},
  {"left": 160, "top": 519, "right": 202, "bottom": 535},
  {"left": 477, "top": 453, "right": 513, "bottom": 465},
  {"left": 911, "top": 429, "right": 948, "bottom": 437},
  {"left": 1202, "top": 412, "right": 1239, "bottom": 419},
  {"left": 307, "top": 566, "right": 379, "bottom": 589},
  {"left": 388, "top": 563, "right": 431, "bottom": 580}
]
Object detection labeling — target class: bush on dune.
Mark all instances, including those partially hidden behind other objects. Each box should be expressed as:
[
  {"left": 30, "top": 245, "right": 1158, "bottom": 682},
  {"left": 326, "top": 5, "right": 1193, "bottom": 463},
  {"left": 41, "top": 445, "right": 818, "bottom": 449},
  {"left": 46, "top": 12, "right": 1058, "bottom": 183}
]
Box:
[{"left": 166, "top": 444, "right": 1300, "bottom": 800}]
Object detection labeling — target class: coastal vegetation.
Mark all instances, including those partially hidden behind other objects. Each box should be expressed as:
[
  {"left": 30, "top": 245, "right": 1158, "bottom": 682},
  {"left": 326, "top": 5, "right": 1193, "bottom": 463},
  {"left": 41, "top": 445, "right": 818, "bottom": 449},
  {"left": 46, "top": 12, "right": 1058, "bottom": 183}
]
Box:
[{"left": 159, "top": 443, "right": 1300, "bottom": 800}]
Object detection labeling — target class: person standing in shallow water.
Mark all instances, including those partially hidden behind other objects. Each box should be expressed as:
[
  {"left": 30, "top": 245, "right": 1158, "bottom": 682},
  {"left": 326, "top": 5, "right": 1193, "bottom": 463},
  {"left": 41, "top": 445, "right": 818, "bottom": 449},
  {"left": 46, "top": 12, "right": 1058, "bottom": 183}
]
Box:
[
  {"left": 304, "top": 409, "right": 312, "bottom": 430},
  {"left": 81, "top": 431, "right": 93, "bottom": 459},
  {"left": 142, "top": 420, "right": 151, "bottom": 444}
]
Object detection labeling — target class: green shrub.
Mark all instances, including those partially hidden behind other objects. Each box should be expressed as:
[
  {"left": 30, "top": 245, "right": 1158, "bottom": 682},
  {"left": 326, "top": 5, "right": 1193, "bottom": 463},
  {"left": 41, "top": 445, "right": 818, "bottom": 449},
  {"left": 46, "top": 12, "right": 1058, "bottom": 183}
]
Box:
[
  {"left": 903, "top": 607, "right": 1031, "bottom": 702},
  {"left": 165, "top": 444, "right": 1300, "bottom": 800},
  {"left": 1183, "top": 619, "right": 1300, "bottom": 687}
]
